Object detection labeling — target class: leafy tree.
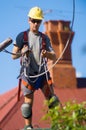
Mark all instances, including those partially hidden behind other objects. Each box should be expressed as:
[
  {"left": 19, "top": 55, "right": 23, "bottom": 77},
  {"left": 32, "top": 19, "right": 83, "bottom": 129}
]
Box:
[{"left": 42, "top": 99, "right": 86, "bottom": 130}]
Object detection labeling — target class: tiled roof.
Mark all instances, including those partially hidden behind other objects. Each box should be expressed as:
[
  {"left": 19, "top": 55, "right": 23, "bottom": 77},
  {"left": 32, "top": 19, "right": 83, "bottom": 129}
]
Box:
[
  {"left": 0, "top": 87, "right": 18, "bottom": 122},
  {"left": 0, "top": 87, "right": 24, "bottom": 130},
  {"left": 0, "top": 80, "right": 86, "bottom": 130}
]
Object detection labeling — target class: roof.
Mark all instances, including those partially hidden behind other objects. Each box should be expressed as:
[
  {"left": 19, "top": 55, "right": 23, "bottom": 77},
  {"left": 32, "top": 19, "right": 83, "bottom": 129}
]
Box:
[{"left": 0, "top": 79, "right": 86, "bottom": 130}]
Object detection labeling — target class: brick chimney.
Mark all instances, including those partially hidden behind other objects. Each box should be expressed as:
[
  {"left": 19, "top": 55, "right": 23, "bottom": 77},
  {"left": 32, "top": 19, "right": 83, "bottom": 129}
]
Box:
[{"left": 44, "top": 20, "right": 77, "bottom": 88}]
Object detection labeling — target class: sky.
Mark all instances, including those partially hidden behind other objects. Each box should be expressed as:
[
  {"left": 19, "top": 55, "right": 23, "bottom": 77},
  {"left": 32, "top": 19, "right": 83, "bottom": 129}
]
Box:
[{"left": 0, "top": 0, "right": 86, "bottom": 94}]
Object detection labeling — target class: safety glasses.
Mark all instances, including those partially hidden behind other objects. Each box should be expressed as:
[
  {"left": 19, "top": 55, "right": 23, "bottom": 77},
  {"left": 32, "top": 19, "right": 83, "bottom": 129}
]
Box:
[{"left": 30, "top": 19, "right": 42, "bottom": 24}]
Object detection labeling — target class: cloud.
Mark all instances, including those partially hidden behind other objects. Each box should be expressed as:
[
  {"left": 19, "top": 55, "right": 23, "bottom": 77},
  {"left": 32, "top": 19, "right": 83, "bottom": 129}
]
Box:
[{"left": 76, "top": 72, "right": 82, "bottom": 77}]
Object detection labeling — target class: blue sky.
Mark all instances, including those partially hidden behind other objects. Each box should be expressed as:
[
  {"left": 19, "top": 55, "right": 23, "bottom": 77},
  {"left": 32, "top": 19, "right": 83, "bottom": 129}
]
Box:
[{"left": 0, "top": 0, "right": 86, "bottom": 94}]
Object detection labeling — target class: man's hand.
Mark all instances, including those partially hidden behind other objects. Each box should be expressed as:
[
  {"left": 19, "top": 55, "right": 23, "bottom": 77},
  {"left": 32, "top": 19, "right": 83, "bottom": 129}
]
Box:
[
  {"left": 21, "top": 46, "right": 31, "bottom": 56},
  {"left": 41, "top": 49, "right": 47, "bottom": 58},
  {"left": 41, "top": 49, "right": 57, "bottom": 61}
]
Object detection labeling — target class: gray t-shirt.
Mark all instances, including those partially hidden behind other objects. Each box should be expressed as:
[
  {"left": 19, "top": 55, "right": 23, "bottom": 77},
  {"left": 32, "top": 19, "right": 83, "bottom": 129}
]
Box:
[{"left": 16, "top": 30, "right": 54, "bottom": 75}]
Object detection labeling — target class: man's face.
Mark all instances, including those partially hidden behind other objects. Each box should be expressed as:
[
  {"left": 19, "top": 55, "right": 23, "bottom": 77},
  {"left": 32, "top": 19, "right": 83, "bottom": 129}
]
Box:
[{"left": 28, "top": 18, "right": 42, "bottom": 33}]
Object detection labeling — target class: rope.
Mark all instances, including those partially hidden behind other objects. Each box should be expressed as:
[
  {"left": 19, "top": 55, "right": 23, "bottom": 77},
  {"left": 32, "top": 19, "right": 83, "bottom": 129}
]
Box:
[{"left": 3, "top": 49, "right": 21, "bottom": 55}]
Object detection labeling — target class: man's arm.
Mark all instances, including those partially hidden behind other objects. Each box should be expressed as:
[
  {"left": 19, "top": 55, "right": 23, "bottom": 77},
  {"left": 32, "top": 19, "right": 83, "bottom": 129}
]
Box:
[{"left": 12, "top": 45, "right": 21, "bottom": 59}]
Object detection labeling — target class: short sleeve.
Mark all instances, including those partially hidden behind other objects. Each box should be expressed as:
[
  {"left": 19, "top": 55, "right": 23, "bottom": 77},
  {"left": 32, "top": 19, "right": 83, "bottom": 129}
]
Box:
[{"left": 16, "top": 32, "right": 24, "bottom": 49}]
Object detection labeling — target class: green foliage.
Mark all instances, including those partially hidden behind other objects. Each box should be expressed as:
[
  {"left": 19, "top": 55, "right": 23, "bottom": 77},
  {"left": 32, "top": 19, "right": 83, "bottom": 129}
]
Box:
[{"left": 42, "top": 100, "right": 86, "bottom": 130}]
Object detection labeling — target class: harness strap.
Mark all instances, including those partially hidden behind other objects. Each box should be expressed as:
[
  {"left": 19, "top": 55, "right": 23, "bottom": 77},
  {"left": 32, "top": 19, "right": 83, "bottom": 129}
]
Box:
[
  {"left": 17, "top": 31, "right": 48, "bottom": 101},
  {"left": 17, "top": 78, "right": 22, "bottom": 101},
  {"left": 23, "top": 31, "right": 46, "bottom": 50},
  {"left": 47, "top": 79, "right": 52, "bottom": 86},
  {"left": 40, "top": 32, "right": 46, "bottom": 50},
  {"left": 23, "top": 31, "right": 28, "bottom": 43},
  {"left": 22, "top": 79, "right": 35, "bottom": 91}
]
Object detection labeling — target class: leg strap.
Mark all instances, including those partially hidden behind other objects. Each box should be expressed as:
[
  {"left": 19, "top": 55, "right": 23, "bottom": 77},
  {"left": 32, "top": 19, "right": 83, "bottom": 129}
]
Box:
[{"left": 22, "top": 79, "right": 35, "bottom": 91}]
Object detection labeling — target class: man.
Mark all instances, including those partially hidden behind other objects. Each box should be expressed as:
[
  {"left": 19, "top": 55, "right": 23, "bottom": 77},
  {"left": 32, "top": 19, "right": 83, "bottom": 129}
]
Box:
[{"left": 12, "top": 6, "right": 60, "bottom": 130}]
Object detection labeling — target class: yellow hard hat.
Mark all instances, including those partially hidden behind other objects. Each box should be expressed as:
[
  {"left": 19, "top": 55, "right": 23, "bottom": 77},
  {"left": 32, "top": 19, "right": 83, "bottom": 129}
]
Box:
[{"left": 28, "top": 6, "right": 44, "bottom": 20}]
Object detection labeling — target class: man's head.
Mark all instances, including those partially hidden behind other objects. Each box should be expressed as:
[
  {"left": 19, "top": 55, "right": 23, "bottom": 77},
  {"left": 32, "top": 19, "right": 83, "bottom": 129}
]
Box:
[{"left": 27, "top": 7, "right": 44, "bottom": 33}]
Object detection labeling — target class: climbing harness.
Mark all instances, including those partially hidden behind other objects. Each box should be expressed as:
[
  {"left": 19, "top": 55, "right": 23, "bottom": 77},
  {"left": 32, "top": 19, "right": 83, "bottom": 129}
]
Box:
[
  {"left": 17, "top": 30, "right": 51, "bottom": 101},
  {"left": 19, "top": 31, "right": 47, "bottom": 79}
]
